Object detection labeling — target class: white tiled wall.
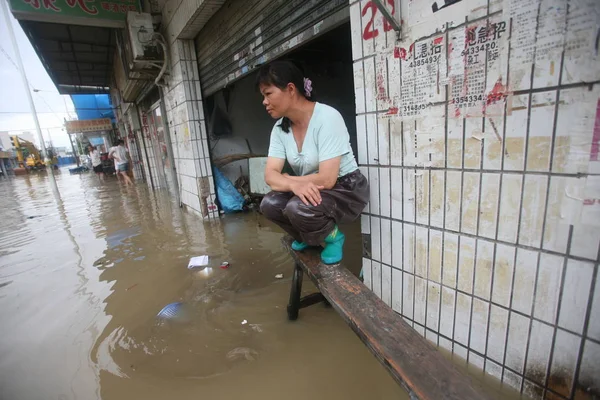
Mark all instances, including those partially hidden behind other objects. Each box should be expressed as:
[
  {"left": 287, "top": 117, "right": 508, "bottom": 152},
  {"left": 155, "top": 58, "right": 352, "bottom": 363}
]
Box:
[
  {"left": 160, "top": 38, "right": 218, "bottom": 219},
  {"left": 350, "top": 0, "right": 600, "bottom": 398}
]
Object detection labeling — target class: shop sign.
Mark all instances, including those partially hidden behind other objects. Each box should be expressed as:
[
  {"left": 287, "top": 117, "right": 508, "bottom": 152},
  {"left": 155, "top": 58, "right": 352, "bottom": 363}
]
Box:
[
  {"left": 65, "top": 118, "right": 113, "bottom": 134},
  {"left": 10, "top": 0, "right": 141, "bottom": 26}
]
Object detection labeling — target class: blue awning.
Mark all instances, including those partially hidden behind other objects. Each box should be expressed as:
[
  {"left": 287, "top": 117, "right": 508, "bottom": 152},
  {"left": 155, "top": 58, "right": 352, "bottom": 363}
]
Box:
[{"left": 70, "top": 94, "right": 114, "bottom": 121}]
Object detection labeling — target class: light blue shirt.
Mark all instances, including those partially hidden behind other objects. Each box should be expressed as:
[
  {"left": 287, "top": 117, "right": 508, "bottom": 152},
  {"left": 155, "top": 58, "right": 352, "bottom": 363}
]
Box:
[{"left": 267, "top": 102, "right": 358, "bottom": 178}]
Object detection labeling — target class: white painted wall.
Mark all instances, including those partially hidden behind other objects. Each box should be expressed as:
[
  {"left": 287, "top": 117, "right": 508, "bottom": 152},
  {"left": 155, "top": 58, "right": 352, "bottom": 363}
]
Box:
[{"left": 350, "top": 0, "right": 600, "bottom": 398}]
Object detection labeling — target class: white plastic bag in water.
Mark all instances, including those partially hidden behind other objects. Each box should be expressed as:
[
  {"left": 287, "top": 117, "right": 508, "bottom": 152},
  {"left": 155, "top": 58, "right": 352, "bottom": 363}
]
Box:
[{"left": 187, "top": 255, "right": 209, "bottom": 269}]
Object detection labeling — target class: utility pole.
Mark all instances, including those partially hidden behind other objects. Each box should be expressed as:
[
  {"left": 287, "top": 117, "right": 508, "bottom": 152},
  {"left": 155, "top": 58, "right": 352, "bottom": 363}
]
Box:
[
  {"left": 1, "top": 0, "right": 57, "bottom": 186},
  {"left": 46, "top": 129, "right": 53, "bottom": 148}
]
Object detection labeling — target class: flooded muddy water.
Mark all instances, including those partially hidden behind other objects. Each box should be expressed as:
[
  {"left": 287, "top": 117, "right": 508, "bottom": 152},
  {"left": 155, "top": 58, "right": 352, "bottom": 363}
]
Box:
[
  {"left": 0, "top": 171, "right": 401, "bottom": 400},
  {"left": 0, "top": 171, "right": 525, "bottom": 400}
]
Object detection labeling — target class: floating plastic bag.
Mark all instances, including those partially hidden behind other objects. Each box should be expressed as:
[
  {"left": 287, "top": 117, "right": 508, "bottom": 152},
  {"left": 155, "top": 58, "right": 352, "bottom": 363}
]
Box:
[{"left": 188, "top": 255, "right": 209, "bottom": 269}]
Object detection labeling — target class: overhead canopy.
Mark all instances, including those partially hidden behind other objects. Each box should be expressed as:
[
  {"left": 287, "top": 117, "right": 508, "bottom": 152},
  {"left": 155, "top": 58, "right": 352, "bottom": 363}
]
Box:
[
  {"left": 19, "top": 21, "right": 116, "bottom": 94},
  {"left": 71, "top": 94, "right": 114, "bottom": 120}
]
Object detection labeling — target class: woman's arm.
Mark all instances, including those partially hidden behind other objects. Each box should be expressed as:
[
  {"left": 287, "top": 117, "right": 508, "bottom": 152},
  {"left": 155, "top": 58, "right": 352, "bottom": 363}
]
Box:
[
  {"left": 283, "top": 157, "right": 341, "bottom": 190},
  {"left": 264, "top": 157, "right": 293, "bottom": 191},
  {"left": 264, "top": 157, "right": 324, "bottom": 206}
]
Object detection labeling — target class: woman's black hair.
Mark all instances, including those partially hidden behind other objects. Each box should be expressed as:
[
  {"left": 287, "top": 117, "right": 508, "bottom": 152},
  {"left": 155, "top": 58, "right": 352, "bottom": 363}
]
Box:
[{"left": 256, "top": 60, "right": 314, "bottom": 133}]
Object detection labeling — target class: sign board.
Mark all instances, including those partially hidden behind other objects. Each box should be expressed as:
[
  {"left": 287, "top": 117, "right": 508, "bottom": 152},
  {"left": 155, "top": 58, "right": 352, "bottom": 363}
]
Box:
[
  {"left": 10, "top": 0, "right": 141, "bottom": 27},
  {"left": 65, "top": 118, "right": 112, "bottom": 134}
]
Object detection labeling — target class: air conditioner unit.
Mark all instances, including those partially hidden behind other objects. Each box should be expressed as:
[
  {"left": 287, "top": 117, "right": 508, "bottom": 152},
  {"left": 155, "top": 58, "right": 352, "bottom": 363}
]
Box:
[{"left": 126, "top": 12, "right": 161, "bottom": 66}]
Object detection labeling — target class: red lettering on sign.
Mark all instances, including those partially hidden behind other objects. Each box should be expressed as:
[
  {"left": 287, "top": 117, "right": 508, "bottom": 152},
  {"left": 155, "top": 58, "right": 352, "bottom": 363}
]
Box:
[
  {"left": 394, "top": 47, "right": 408, "bottom": 60},
  {"left": 128, "top": 4, "right": 135, "bottom": 10},
  {"left": 382, "top": 0, "right": 395, "bottom": 32},
  {"left": 362, "top": 2, "right": 379, "bottom": 40},
  {"left": 590, "top": 99, "right": 600, "bottom": 161},
  {"left": 65, "top": 0, "right": 98, "bottom": 14},
  {"left": 41, "top": 0, "right": 61, "bottom": 11},
  {"left": 486, "top": 78, "right": 508, "bottom": 106},
  {"left": 362, "top": 0, "right": 397, "bottom": 40},
  {"left": 23, "top": 0, "right": 40, "bottom": 9},
  {"left": 119, "top": 3, "right": 127, "bottom": 12},
  {"left": 377, "top": 73, "right": 389, "bottom": 103},
  {"left": 101, "top": 2, "right": 109, "bottom": 10},
  {"left": 110, "top": 2, "right": 118, "bottom": 11}
]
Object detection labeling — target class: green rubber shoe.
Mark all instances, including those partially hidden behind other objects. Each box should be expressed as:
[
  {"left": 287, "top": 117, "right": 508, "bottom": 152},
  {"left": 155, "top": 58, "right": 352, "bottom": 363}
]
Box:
[
  {"left": 291, "top": 240, "right": 309, "bottom": 251},
  {"left": 321, "top": 226, "right": 345, "bottom": 264}
]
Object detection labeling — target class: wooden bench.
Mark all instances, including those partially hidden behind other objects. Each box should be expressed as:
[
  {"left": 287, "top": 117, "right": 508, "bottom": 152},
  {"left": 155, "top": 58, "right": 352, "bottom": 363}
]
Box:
[{"left": 282, "top": 236, "right": 502, "bottom": 400}]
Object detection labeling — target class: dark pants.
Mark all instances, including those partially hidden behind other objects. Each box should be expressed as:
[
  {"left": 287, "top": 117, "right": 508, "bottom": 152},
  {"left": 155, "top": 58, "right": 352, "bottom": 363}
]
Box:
[{"left": 260, "top": 170, "right": 369, "bottom": 246}]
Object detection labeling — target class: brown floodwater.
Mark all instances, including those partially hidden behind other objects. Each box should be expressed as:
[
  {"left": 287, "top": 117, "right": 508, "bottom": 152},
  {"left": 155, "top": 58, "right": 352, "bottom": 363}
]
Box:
[{"left": 0, "top": 170, "right": 526, "bottom": 400}]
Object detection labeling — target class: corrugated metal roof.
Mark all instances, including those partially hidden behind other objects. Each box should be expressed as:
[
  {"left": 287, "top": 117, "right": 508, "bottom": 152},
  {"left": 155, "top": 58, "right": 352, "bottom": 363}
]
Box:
[{"left": 20, "top": 20, "right": 116, "bottom": 94}]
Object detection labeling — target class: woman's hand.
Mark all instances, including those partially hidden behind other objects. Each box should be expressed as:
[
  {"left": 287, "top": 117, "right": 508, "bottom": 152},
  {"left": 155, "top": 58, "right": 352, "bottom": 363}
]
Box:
[{"left": 290, "top": 181, "right": 324, "bottom": 207}]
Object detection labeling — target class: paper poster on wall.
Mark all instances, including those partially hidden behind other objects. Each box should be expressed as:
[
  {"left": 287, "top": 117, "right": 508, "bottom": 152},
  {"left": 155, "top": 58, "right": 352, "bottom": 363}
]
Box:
[
  {"left": 398, "top": 34, "right": 447, "bottom": 120},
  {"left": 448, "top": 18, "right": 510, "bottom": 118},
  {"left": 506, "top": 0, "right": 600, "bottom": 88},
  {"left": 407, "top": 0, "right": 464, "bottom": 26}
]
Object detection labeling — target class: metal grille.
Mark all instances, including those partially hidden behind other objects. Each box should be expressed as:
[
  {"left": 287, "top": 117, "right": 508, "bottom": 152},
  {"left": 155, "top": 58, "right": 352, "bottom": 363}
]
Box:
[{"left": 194, "top": 0, "right": 348, "bottom": 96}]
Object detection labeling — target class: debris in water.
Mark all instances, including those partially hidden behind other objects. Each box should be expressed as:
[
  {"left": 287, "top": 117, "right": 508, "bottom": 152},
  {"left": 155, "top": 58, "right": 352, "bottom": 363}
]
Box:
[
  {"left": 126, "top": 283, "right": 138, "bottom": 291},
  {"left": 250, "top": 324, "right": 263, "bottom": 333},
  {"left": 157, "top": 302, "right": 184, "bottom": 319},
  {"left": 188, "top": 255, "right": 209, "bottom": 269},
  {"left": 241, "top": 319, "right": 248, "bottom": 325},
  {"left": 220, "top": 261, "right": 229, "bottom": 269},
  {"left": 226, "top": 347, "right": 258, "bottom": 361},
  {"left": 275, "top": 274, "right": 284, "bottom": 279}
]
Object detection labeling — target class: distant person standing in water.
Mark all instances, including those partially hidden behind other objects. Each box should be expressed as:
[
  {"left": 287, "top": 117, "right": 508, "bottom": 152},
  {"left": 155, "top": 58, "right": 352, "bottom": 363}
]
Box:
[
  {"left": 88, "top": 144, "right": 104, "bottom": 181},
  {"left": 109, "top": 139, "right": 134, "bottom": 186},
  {"left": 257, "top": 61, "right": 369, "bottom": 264}
]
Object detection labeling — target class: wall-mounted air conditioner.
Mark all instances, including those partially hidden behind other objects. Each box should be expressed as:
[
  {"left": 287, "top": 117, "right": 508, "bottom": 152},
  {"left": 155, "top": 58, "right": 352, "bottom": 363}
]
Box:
[{"left": 126, "top": 12, "right": 161, "bottom": 64}]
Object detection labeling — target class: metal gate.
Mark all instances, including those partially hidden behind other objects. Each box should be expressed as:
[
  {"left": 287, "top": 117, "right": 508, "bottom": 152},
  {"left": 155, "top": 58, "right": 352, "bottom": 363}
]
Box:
[{"left": 195, "top": 0, "right": 349, "bottom": 97}]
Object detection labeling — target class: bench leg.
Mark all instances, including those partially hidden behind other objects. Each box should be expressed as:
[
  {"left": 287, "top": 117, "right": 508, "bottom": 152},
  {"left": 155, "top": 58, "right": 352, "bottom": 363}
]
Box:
[
  {"left": 299, "top": 293, "right": 326, "bottom": 308},
  {"left": 287, "top": 262, "right": 303, "bottom": 321}
]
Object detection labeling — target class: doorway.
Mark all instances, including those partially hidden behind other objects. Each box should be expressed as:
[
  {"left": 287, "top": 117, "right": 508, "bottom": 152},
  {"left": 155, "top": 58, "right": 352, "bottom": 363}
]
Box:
[{"left": 147, "top": 100, "right": 174, "bottom": 193}]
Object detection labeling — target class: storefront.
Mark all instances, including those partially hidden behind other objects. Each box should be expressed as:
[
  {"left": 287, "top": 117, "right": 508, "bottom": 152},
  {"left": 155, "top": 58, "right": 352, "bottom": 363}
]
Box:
[
  {"left": 194, "top": 0, "right": 353, "bottom": 185},
  {"left": 140, "top": 96, "right": 177, "bottom": 194}
]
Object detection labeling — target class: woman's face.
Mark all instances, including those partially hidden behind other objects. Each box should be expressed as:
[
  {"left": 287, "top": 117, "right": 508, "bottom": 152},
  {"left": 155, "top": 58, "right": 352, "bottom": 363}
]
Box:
[{"left": 260, "top": 83, "right": 294, "bottom": 119}]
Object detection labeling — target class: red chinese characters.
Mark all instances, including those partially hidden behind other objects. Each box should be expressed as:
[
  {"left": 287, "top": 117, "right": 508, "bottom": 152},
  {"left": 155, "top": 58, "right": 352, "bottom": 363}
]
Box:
[
  {"left": 65, "top": 0, "right": 98, "bottom": 15},
  {"left": 23, "top": 0, "right": 60, "bottom": 12}
]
